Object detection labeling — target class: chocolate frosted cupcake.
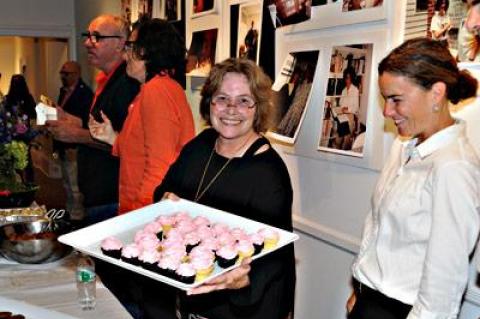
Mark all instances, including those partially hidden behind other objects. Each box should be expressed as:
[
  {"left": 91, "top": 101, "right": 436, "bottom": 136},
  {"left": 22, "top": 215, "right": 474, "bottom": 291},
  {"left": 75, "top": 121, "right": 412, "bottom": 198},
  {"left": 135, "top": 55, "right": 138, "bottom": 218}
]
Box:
[
  {"left": 100, "top": 236, "right": 123, "bottom": 259},
  {"left": 216, "top": 245, "right": 238, "bottom": 268},
  {"left": 121, "top": 243, "right": 142, "bottom": 266}
]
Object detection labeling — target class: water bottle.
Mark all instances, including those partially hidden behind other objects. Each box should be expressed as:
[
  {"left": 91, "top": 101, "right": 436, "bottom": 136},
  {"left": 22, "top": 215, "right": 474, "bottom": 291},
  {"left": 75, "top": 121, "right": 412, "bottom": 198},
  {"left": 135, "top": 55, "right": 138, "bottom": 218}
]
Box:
[{"left": 76, "top": 253, "right": 96, "bottom": 310}]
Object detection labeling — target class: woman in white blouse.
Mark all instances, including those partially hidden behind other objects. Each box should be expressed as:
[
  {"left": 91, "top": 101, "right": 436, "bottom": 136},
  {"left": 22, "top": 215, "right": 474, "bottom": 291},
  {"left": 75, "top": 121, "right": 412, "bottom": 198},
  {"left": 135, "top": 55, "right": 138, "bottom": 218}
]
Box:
[{"left": 347, "top": 37, "right": 480, "bottom": 319}]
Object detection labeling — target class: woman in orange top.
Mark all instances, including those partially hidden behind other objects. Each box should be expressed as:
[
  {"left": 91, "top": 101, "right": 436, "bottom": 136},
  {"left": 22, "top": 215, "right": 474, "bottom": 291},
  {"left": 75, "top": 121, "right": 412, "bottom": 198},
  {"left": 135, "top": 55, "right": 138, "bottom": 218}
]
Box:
[{"left": 89, "top": 18, "right": 195, "bottom": 214}]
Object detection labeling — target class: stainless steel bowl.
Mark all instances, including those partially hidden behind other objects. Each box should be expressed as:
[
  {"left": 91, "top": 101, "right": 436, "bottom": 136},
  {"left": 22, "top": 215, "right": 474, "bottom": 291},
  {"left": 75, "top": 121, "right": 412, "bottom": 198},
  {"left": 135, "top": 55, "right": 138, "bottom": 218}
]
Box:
[{"left": 0, "top": 220, "right": 72, "bottom": 264}]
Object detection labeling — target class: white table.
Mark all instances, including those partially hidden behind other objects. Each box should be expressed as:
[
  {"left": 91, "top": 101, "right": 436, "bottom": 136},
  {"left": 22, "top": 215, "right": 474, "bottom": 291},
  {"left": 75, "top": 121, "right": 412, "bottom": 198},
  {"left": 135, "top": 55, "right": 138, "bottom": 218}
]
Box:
[{"left": 0, "top": 253, "right": 132, "bottom": 318}]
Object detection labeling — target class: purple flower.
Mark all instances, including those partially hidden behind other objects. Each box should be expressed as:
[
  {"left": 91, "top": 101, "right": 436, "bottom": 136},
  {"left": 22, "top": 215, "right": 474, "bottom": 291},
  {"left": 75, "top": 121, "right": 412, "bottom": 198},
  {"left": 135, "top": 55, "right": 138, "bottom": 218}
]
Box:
[{"left": 15, "top": 123, "right": 28, "bottom": 134}]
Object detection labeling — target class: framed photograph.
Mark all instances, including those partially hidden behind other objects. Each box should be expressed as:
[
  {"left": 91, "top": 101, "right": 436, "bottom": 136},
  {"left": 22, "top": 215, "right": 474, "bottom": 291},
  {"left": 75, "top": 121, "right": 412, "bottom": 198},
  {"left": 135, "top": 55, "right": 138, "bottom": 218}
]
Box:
[
  {"left": 404, "top": 0, "right": 469, "bottom": 61},
  {"left": 191, "top": 0, "right": 217, "bottom": 18},
  {"left": 318, "top": 43, "right": 373, "bottom": 157},
  {"left": 280, "top": 0, "right": 386, "bottom": 33},
  {"left": 121, "top": 0, "right": 133, "bottom": 25},
  {"left": 138, "top": 0, "right": 154, "bottom": 19},
  {"left": 342, "top": 0, "right": 383, "bottom": 12},
  {"left": 165, "top": 0, "right": 182, "bottom": 21},
  {"left": 186, "top": 28, "right": 218, "bottom": 76},
  {"left": 266, "top": 0, "right": 312, "bottom": 28},
  {"left": 268, "top": 50, "right": 320, "bottom": 144},
  {"left": 235, "top": 2, "right": 263, "bottom": 63}
]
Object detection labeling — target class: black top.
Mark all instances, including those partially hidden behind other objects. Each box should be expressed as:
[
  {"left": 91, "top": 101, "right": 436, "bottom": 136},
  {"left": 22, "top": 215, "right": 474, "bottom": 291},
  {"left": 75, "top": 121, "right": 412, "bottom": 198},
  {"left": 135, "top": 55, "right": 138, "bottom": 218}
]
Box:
[
  {"left": 77, "top": 62, "right": 140, "bottom": 207},
  {"left": 5, "top": 93, "right": 36, "bottom": 120},
  {"left": 54, "top": 79, "right": 93, "bottom": 156},
  {"left": 154, "top": 128, "right": 296, "bottom": 319}
]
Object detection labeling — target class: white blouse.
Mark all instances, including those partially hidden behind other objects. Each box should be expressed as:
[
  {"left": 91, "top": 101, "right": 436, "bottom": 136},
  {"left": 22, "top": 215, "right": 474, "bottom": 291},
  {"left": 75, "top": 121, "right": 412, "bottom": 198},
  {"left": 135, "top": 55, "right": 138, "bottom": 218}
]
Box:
[{"left": 352, "top": 122, "right": 480, "bottom": 319}]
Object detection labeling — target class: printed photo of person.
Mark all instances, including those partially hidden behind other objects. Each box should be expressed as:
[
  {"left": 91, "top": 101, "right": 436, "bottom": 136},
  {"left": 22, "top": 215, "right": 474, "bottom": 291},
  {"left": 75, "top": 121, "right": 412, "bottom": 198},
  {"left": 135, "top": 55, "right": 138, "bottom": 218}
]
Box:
[
  {"left": 186, "top": 29, "right": 218, "bottom": 76},
  {"left": 267, "top": 0, "right": 312, "bottom": 28},
  {"left": 270, "top": 50, "right": 319, "bottom": 142},
  {"left": 319, "top": 44, "right": 372, "bottom": 155},
  {"left": 342, "top": 0, "right": 383, "bottom": 12},
  {"left": 237, "top": 3, "right": 262, "bottom": 63},
  {"left": 193, "top": 0, "right": 214, "bottom": 14}
]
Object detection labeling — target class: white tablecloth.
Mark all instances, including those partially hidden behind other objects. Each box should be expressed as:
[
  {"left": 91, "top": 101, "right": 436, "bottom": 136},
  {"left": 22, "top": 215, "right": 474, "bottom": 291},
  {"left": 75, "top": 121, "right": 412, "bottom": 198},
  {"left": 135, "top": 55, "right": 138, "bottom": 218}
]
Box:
[{"left": 0, "top": 253, "right": 131, "bottom": 318}]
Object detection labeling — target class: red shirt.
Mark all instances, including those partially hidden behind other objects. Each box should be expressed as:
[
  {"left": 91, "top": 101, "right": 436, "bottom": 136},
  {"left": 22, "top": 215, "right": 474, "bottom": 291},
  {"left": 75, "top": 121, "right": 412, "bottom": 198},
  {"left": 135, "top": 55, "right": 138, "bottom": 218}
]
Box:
[{"left": 113, "top": 75, "right": 195, "bottom": 214}]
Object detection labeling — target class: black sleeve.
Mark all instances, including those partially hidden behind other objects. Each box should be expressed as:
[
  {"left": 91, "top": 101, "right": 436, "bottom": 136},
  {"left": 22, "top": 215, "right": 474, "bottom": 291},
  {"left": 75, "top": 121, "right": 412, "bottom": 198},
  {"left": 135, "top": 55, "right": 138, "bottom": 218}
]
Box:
[
  {"left": 104, "top": 76, "right": 139, "bottom": 132},
  {"left": 230, "top": 159, "right": 295, "bottom": 312}
]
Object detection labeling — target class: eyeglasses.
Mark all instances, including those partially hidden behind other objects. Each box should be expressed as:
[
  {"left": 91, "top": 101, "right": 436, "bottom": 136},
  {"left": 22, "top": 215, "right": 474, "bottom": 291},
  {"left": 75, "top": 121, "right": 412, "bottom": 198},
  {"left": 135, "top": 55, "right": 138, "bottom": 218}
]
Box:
[
  {"left": 81, "top": 32, "right": 123, "bottom": 44},
  {"left": 124, "top": 40, "right": 138, "bottom": 51},
  {"left": 59, "top": 71, "right": 76, "bottom": 76},
  {"left": 211, "top": 94, "right": 256, "bottom": 110}
]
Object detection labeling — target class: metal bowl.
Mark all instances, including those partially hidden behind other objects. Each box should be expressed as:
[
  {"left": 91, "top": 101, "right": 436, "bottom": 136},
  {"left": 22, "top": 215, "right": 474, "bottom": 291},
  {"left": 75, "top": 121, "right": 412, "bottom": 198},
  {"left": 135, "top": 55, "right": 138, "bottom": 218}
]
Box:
[{"left": 0, "top": 220, "right": 72, "bottom": 264}]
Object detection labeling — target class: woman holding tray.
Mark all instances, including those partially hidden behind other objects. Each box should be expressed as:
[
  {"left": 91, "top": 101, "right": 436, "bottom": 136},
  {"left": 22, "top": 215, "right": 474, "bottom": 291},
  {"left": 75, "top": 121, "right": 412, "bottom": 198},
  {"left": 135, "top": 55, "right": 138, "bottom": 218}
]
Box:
[
  {"left": 347, "top": 37, "right": 480, "bottom": 319},
  {"left": 148, "top": 58, "right": 296, "bottom": 319}
]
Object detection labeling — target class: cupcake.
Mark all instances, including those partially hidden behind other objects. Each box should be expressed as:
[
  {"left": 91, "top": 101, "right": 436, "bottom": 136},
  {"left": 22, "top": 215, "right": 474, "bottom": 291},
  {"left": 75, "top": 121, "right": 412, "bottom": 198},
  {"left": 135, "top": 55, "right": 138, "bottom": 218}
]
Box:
[
  {"left": 236, "top": 240, "right": 255, "bottom": 261},
  {"left": 100, "top": 236, "right": 123, "bottom": 259},
  {"left": 249, "top": 232, "right": 265, "bottom": 255},
  {"left": 157, "top": 255, "right": 181, "bottom": 278},
  {"left": 191, "top": 255, "right": 215, "bottom": 281},
  {"left": 216, "top": 245, "right": 238, "bottom": 268},
  {"left": 189, "top": 246, "right": 215, "bottom": 262},
  {"left": 175, "top": 262, "right": 196, "bottom": 284},
  {"left": 143, "top": 221, "right": 163, "bottom": 240},
  {"left": 156, "top": 215, "right": 175, "bottom": 234},
  {"left": 259, "top": 228, "right": 279, "bottom": 250},
  {"left": 121, "top": 243, "right": 142, "bottom": 266},
  {"left": 184, "top": 232, "right": 201, "bottom": 253},
  {"left": 193, "top": 215, "right": 211, "bottom": 227},
  {"left": 139, "top": 249, "right": 161, "bottom": 271}
]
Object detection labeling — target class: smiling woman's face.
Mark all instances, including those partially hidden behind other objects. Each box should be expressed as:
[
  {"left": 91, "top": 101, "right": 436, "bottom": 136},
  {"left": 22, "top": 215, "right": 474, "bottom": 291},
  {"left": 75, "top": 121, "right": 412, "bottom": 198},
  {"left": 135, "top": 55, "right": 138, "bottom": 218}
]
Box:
[
  {"left": 379, "top": 72, "right": 438, "bottom": 142},
  {"left": 210, "top": 72, "right": 256, "bottom": 144}
]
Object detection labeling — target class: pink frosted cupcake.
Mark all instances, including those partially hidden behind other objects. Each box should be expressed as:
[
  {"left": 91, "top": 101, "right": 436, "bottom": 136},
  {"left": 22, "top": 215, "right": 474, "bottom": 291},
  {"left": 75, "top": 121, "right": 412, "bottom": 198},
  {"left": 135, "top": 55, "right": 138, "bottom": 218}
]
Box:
[
  {"left": 191, "top": 255, "right": 215, "bottom": 281},
  {"left": 139, "top": 248, "right": 161, "bottom": 271},
  {"left": 259, "top": 228, "right": 280, "bottom": 250},
  {"left": 212, "top": 223, "right": 230, "bottom": 236},
  {"left": 231, "top": 228, "right": 248, "bottom": 241},
  {"left": 217, "top": 232, "right": 236, "bottom": 247},
  {"left": 157, "top": 255, "right": 181, "bottom": 278},
  {"left": 175, "top": 262, "right": 196, "bottom": 284},
  {"left": 236, "top": 240, "right": 255, "bottom": 261},
  {"left": 198, "top": 237, "right": 219, "bottom": 253},
  {"left": 143, "top": 221, "right": 163, "bottom": 240},
  {"left": 138, "top": 235, "right": 160, "bottom": 252},
  {"left": 173, "top": 211, "right": 191, "bottom": 224},
  {"left": 249, "top": 232, "right": 265, "bottom": 255},
  {"left": 184, "top": 232, "right": 201, "bottom": 253},
  {"left": 155, "top": 215, "right": 175, "bottom": 233},
  {"left": 121, "top": 243, "right": 142, "bottom": 266},
  {"left": 192, "top": 216, "right": 211, "bottom": 227},
  {"left": 189, "top": 246, "right": 215, "bottom": 262},
  {"left": 216, "top": 245, "right": 238, "bottom": 268},
  {"left": 101, "top": 236, "right": 123, "bottom": 259}
]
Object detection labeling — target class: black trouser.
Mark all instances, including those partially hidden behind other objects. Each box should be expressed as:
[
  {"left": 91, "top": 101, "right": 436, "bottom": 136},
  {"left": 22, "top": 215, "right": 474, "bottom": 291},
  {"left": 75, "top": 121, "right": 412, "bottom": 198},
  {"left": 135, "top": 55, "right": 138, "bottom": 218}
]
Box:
[{"left": 348, "top": 279, "right": 412, "bottom": 319}]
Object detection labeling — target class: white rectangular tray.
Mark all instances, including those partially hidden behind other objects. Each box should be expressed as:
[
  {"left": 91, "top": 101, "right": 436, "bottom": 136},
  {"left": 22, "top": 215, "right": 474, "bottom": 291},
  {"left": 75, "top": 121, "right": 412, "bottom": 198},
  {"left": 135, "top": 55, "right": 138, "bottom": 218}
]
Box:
[{"left": 59, "top": 199, "right": 298, "bottom": 291}]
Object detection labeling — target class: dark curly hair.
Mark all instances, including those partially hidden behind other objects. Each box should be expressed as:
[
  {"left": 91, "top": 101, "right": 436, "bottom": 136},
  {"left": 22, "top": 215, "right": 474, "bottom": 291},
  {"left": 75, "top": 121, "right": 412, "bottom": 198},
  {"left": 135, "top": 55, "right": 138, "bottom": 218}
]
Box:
[
  {"left": 378, "top": 37, "right": 477, "bottom": 104},
  {"left": 133, "top": 18, "right": 186, "bottom": 81},
  {"left": 199, "top": 58, "right": 275, "bottom": 133},
  {"left": 434, "top": 0, "right": 449, "bottom": 11}
]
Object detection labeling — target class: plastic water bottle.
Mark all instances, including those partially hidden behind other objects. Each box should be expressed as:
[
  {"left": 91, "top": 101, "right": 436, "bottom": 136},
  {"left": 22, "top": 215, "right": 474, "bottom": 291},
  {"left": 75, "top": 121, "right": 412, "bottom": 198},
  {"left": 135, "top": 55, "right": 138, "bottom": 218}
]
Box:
[{"left": 76, "top": 253, "right": 96, "bottom": 310}]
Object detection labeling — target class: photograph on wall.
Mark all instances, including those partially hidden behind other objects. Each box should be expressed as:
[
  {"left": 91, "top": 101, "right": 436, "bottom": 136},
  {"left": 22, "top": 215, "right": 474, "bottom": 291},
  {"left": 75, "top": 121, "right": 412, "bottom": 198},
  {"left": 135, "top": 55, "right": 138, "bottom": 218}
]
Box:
[
  {"left": 266, "top": 0, "right": 312, "bottom": 28},
  {"left": 138, "top": 0, "right": 154, "bottom": 19},
  {"left": 236, "top": 2, "right": 262, "bottom": 63},
  {"left": 121, "top": 0, "right": 133, "bottom": 25},
  {"left": 192, "top": 0, "right": 216, "bottom": 17},
  {"left": 318, "top": 43, "right": 373, "bottom": 157},
  {"left": 165, "top": 0, "right": 181, "bottom": 21},
  {"left": 268, "top": 50, "right": 320, "bottom": 143},
  {"left": 342, "top": 0, "right": 383, "bottom": 12},
  {"left": 404, "top": 0, "right": 475, "bottom": 62},
  {"left": 186, "top": 29, "right": 218, "bottom": 76}
]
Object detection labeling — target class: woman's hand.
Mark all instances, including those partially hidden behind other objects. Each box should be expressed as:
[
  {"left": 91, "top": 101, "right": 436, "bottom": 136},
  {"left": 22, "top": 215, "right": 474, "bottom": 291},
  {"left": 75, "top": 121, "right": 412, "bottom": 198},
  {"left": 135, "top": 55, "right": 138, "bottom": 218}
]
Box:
[
  {"left": 88, "top": 111, "right": 117, "bottom": 145},
  {"left": 346, "top": 290, "right": 356, "bottom": 314},
  {"left": 161, "top": 192, "right": 180, "bottom": 201},
  {"left": 187, "top": 257, "right": 252, "bottom": 295}
]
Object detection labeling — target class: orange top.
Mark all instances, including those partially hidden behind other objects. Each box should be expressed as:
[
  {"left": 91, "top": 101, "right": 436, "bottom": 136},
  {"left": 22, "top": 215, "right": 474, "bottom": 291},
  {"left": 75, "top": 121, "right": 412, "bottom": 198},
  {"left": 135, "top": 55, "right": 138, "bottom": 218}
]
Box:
[{"left": 113, "top": 75, "right": 195, "bottom": 214}]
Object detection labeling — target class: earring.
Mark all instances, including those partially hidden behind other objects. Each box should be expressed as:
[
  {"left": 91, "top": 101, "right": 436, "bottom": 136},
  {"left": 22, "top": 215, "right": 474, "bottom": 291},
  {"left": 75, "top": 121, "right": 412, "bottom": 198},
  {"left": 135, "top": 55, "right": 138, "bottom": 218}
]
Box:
[{"left": 432, "top": 104, "right": 440, "bottom": 112}]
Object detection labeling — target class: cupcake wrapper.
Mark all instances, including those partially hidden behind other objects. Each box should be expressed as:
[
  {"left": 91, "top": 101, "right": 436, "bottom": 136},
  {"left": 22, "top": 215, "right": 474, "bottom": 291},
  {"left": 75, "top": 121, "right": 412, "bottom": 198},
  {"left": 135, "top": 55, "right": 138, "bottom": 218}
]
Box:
[
  {"left": 121, "top": 256, "right": 140, "bottom": 266},
  {"left": 101, "top": 248, "right": 122, "bottom": 259},
  {"left": 186, "top": 243, "right": 199, "bottom": 253},
  {"left": 216, "top": 255, "right": 238, "bottom": 268},
  {"left": 253, "top": 243, "right": 264, "bottom": 255},
  {"left": 176, "top": 274, "right": 195, "bottom": 284},
  {"left": 155, "top": 231, "right": 164, "bottom": 241},
  {"left": 141, "top": 262, "right": 158, "bottom": 272}
]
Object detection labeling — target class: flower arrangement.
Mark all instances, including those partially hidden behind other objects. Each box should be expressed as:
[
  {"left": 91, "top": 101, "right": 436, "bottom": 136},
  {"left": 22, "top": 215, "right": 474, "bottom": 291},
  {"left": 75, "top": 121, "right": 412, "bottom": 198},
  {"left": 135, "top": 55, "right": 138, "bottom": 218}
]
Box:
[{"left": 0, "top": 98, "right": 38, "bottom": 194}]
